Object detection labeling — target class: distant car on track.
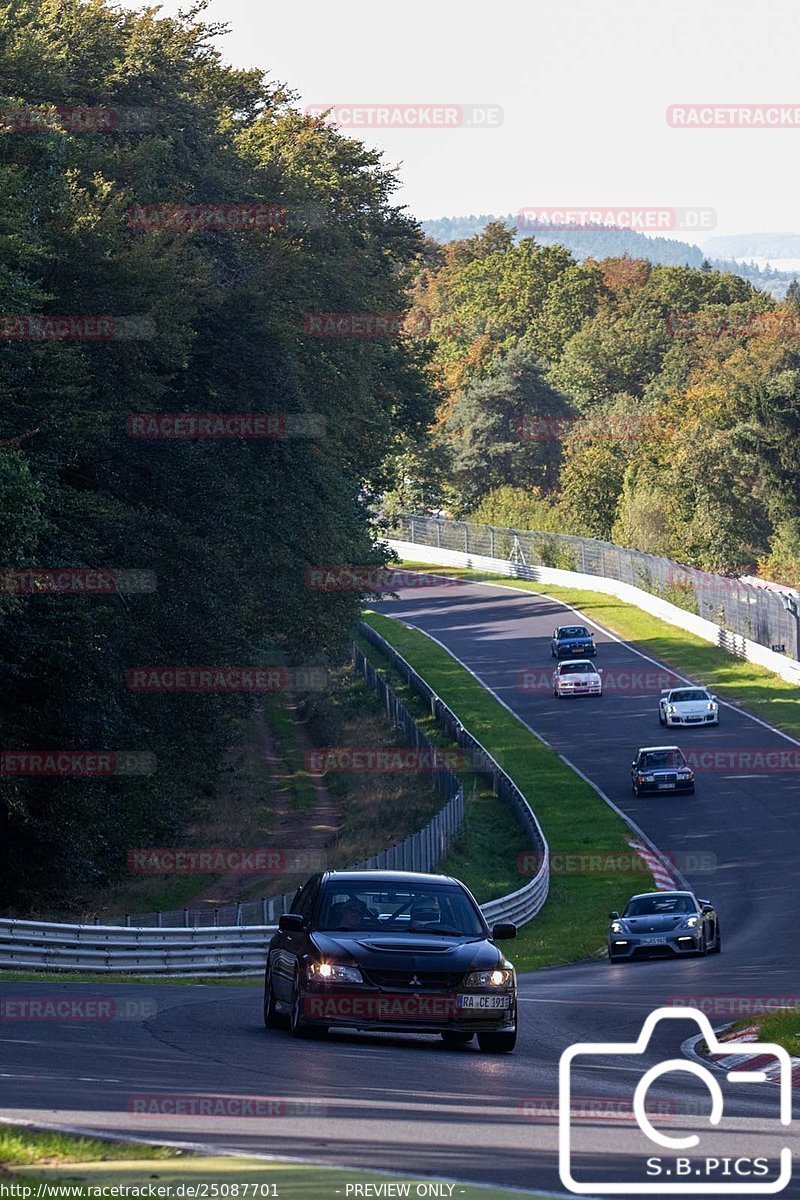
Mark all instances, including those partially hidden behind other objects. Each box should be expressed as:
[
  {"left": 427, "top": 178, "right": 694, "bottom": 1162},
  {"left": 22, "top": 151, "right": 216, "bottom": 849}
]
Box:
[
  {"left": 263, "top": 870, "right": 518, "bottom": 1052},
  {"left": 552, "top": 659, "right": 602, "bottom": 697},
  {"left": 659, "top": 686, "right": 719, "bottom": 727},
  {"left": 608, "top": 890, "right": 721, "bottom": 961},
  {"left": 551, "top": 625, "right": 596, "bottom": 658},
  {"left": 631, "top": 745, "right": 694, "bottom": 796}
]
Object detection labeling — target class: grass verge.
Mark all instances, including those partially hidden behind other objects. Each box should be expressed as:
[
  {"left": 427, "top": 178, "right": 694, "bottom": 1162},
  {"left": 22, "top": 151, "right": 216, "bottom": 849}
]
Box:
[
  {"left": 730, "top": 1009, "right": 800, "bottom": 1057},
  {"left": 0, "top": 1128, "right": 551, "bottom": 1200},
  {"left": 361, "top": 610, "right": 655, "bottom": 972},
  {"left": 399, "top": 561, "right": 800, "bottom": 738}
]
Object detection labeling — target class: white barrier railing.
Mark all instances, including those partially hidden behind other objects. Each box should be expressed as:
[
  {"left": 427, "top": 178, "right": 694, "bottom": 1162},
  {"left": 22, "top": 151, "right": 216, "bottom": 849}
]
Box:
[{"left": 389, "top": 537, "right": 800, "bottom": 687}]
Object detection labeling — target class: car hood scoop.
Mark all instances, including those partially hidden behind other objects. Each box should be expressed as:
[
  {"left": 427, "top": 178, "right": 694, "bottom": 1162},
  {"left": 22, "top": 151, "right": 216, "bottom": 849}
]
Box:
[
  {"left": 627, "top": 915, "right": 683, "bottom": 930},
  {"left": 356, "top": 938, "right": 459, "bottom": 952}
]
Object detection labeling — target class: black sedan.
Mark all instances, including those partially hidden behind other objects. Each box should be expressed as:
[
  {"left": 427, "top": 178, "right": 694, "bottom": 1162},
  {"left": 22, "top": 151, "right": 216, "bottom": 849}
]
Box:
[
  {"left": 608, "top": 890, "right": 721, "bottom": 961},
  {"left": 631, "top": 745, "right": 695, "bottom": 796},
  {"left": 263, "top": 869, "right": 518, "bottom": 1052}
]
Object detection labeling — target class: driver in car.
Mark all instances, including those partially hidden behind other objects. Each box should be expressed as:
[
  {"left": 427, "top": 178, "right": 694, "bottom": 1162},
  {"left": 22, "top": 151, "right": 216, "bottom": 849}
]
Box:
[{"left": 336, "top": 897, "right": 369, "bottom": 929}]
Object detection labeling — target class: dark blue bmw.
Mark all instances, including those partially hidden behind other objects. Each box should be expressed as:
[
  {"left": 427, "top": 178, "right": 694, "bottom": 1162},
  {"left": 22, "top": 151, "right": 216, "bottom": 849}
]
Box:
[{"left": 264, "top": 870, "right": 518, "bottom": 1052}]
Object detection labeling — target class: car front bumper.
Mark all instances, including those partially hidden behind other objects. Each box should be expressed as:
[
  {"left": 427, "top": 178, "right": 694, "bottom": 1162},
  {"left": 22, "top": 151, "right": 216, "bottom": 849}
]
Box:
[
  {"left": 634, "top": 779, "right": 694, "bottom": 793},
  {"left": 300, "top": 988, "right": 517, "bottom": 1033},
  {"left": 665, "top": 712, "right": 718, "bottom": 726},
  {"left": 556, "top": 646, "right": 595, "bottom": 657},
  {"left": 557, "top": 684, "right": 602, "bottom": 695},
  {"left": 608, "top": 933, "right": 703, "bottom": 959}
]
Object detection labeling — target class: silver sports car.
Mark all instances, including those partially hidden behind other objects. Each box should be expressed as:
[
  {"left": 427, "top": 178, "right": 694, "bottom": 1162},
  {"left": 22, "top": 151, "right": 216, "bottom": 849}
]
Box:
[{"left": 608, "top": 890, "right": 721, "bottom": 961}]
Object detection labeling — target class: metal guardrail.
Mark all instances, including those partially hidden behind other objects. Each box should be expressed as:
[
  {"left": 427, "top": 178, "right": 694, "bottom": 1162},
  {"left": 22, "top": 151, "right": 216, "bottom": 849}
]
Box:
[
  {"left": 357, "top": 622, "right": 550, "bottom": 928},
  {"left": 0, "top": 626, "right": 548, "bottom": 972},
  {"left": 394, "top": 513, "right": 800, "bottom": 660}
]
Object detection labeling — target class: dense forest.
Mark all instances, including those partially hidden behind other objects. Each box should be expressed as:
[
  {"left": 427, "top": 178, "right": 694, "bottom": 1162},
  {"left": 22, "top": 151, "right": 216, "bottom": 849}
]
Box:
[
  {"left": 0, "top": 0, "right": 433, "bottom": 909},
  {"left": 421, "top": 215, "right": 799, "bottom": 299},
  {"left": 389, "top": 222, "right": 800, "bottom": 586}
]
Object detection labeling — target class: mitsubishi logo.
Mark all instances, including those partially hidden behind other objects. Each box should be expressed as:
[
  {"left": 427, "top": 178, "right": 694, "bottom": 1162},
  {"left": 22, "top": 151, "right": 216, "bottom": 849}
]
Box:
[{"left": 409, "top": 975, "right": 422, "bottom": 987}]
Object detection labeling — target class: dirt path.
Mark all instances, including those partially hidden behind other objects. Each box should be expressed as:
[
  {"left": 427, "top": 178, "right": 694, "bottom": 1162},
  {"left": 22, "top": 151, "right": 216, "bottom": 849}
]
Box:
[{"left": 190, "top": 697, "right": 341, "bottom": 909}]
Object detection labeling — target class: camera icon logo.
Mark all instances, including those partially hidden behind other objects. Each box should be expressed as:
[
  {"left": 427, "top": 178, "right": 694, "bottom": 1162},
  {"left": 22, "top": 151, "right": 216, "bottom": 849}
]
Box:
[{"left": 559, "top": 1007, "right": 792, "bottom": 1194}]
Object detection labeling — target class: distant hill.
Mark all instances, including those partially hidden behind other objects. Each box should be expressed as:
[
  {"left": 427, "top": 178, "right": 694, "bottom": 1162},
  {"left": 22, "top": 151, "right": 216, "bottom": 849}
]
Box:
[
  {"left": 703, "top": 232, "right": 800, "bottom": 260},
  {"left": 420, "top": 214, "right": 798, "bottom": 299}
]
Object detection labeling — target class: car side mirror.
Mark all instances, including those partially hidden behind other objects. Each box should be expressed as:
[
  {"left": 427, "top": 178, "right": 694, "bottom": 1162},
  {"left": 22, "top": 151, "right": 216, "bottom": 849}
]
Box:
[
  {"left": 278, "top": 913, "right": 306, "bottom": 932},
  {"left": 609, "top": 911, "right": 620, "bottom": 920},
  {"left": 491, "top": 922, "right": 517, "bottom": 940}
]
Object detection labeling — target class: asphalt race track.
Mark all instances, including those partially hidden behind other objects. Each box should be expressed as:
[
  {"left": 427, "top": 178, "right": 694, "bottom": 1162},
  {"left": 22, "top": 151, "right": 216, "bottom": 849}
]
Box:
[{"left": 2, "top": 575, "right": 799, "bottom": 1198}]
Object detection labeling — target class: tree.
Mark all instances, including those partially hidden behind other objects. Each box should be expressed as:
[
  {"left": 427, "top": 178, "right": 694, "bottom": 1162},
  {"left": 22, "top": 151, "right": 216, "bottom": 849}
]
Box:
[{"left": 439, "top": 347, "right": 574, "bottom": 516}]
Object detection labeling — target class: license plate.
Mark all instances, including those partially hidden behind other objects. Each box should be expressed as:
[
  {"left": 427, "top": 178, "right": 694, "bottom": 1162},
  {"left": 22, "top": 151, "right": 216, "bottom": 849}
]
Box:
[
  {"left": 657, "top": 782, "right": 675, "bottom": 790},
  {"left": 457, "top": 994, "right": 511, "bottom": 1009},
  {"left": 642, "top": 936, "right": 667, "bottom": 945}
]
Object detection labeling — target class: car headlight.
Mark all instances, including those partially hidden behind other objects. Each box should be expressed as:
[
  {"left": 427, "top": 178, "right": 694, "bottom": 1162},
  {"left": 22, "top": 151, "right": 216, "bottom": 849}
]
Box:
[
  {"left": 306, "top": 961, "right": 364, "bottom": 984},
  {"left": 707, "top": 701, "right": 716, "bottom": 711},
  {"left": 678, "top": 769, "right": 693, "bottom": 779},
  {"left": 611, "top": 921, "right": 625, "bottom": 934},
  {"left": 667, "top": 705, "right": 676, "bottom": 713},
  {"left": 464, "top": 969, "right": 514, "bottom": 988},
  {"left": 682, "top": 916, "right": 698, "bottom": 928}
]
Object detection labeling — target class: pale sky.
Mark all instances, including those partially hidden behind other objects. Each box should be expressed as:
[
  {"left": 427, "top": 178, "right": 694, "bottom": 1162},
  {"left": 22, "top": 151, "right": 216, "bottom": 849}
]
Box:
[{"left": 117, "top": 0, "right": 800, "bottom": 241}]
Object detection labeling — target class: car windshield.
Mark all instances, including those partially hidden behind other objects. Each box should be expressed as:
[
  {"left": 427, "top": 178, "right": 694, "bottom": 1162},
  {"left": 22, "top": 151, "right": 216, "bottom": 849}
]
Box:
[
  {"left": 624, "top": 894, "right": 696, "bottom": 916},
  {"left": 639, "top": 750, "right": 686, "bottom": 769},
  {"left": 559, "top": 661, "right": 594, "bottom": 674},
  {"left": 669, "top": 689, "right": 709, "bottom": 702},
  {"left": 315, "top": 881, "right": 485, "bottom": 936},
  {"left": 559, "top": 627, "right": 589, "bottom": 638}
]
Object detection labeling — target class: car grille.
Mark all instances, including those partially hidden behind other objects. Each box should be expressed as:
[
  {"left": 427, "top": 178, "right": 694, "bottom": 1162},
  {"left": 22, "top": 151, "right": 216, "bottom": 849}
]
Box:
[
  {"left": 364, "top": 969, "right": 464, "bottom": 990},
  {"left": 657, "top": 773, "right": 678, "bottom": 784}
]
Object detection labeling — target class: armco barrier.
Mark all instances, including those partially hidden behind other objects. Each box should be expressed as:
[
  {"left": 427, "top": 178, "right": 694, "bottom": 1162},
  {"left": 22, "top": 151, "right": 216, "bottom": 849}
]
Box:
[
  {"left": 357, "top": 621, "right": 549, "bottom": 927},
  {"left": 0, "top": 631, "right": 548, "bottom": 973},
  {"left": 388, "top": 516, "right": 800, "bottom": 687}
]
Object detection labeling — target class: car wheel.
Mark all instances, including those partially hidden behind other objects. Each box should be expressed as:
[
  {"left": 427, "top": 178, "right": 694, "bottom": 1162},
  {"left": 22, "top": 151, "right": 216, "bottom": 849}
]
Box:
[
  {"left": 441, "top": 1031, "right": 474, "bottom": 1046},
  {"left": 696, "top": 930, "right": 708, "bottom": 957},
  {"left": 290, "top": 973, "right": 325, "bottom": 1038},
  {"left": 608, "top": 953, "right": 623, "bottom": 964},
  {"left": 658, "top": 710, "right": 665, "bottom": 726},
  {"left": 687, "top": 784, "right": 695, "bottom": 794},
  {"left": 632, "top": 782, "right": 640, "bottom": 797},
  {"left": 710, "top": 926, "right": 722, "bottom": 953},
  {"left": 263, "top": 963, "right": 288, "bottom": 1029},
  {"left": 477, "top": 1027, "right": 516, "bottom": 1053}
]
